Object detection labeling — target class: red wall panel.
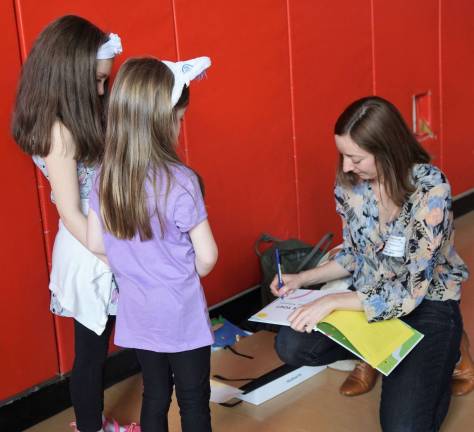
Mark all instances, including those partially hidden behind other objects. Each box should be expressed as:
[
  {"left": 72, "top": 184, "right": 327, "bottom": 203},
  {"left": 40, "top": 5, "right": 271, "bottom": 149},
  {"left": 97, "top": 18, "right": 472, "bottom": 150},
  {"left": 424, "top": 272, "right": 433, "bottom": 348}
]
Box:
[
  {"left": 440, "top": 0, "right": 474, "bottom": 195},
  {"left": 172, "top": 0, "right": 297, "bottom": 305},
  {"left": 372, "top": 0, "right": 441, "bottom": 163},
  {"left": 3, "top": 0, "right": 473, "bottom": 401},
  {"left": 15, "top": 0, "right": 177, "bottom": 373},
  {"left": 0, "top": 3, "right": 58, "bottom": 400},
  {"left": 289, "top": 0, "right": 373, "bottom": 244}
]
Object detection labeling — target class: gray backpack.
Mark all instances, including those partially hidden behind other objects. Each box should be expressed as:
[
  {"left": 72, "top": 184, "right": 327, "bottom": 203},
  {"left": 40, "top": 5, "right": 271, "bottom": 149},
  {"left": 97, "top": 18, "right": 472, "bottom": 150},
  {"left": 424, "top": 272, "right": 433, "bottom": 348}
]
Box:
[{"left": 255, "top": 232, "right": 334, "bottom": 307}]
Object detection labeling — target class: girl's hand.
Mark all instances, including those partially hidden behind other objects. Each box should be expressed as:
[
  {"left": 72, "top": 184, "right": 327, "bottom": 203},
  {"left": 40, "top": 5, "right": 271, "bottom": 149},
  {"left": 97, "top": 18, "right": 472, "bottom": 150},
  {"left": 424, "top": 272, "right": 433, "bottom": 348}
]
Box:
[
  {"left": 288, "top": 295, "right": 336, "bottom": 333},
  {"left": 270, "top": 273, "right": 303, "bottom": 297}
]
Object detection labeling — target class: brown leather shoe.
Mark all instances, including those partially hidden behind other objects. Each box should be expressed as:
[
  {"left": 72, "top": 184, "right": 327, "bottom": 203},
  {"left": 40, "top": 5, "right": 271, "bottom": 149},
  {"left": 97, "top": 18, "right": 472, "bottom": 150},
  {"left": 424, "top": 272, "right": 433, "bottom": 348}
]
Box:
[
  {"left": 452, "top": 331, "right": 474, "bottom": 396},
  {"left": 339, "top": 361, "right": 379, "bottom": 396}
]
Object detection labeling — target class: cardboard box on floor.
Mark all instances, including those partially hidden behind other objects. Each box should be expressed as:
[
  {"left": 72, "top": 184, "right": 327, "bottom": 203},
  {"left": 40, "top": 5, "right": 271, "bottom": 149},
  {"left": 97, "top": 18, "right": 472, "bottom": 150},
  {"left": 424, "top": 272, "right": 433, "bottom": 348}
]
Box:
[{"left": 211, "top": 330, "right": 326, "bottom": 405}]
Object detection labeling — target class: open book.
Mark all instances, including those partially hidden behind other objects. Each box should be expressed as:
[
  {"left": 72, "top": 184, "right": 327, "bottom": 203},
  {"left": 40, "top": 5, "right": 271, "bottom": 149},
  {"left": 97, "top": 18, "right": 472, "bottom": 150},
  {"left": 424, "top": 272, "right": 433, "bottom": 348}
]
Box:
[{"left": 249, "top": 287, "right": 423, "bottom": 376}]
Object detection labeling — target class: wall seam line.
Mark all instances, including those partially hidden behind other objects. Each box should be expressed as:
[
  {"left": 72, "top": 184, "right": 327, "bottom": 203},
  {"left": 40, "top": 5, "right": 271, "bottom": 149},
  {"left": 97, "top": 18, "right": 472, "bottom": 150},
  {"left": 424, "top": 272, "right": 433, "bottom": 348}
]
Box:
[
  {"left": 370, "top": 0, "right": 377, "bottom": 94},
  {"left": 438, "top": 0, "right": 444, "bottom": 169},
  {"left": 170, "top": 0, "right": 190, "bottom": 165},
  {"left": 286, "top": 0, "right": 301, "bottom": 238}
]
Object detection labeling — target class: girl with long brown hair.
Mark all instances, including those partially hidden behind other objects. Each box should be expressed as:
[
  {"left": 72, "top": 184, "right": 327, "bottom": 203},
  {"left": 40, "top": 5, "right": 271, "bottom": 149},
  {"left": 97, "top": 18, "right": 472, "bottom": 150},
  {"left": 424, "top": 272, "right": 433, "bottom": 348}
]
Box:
[
  {"left": 271, "top": 96, "right": 469, "bottom": 431},
  {"left": 87, "top": 57, "right": 217, "bottom": 432},
  {"left": 11, "top": 15, "right": 133, "bottom": 432}
]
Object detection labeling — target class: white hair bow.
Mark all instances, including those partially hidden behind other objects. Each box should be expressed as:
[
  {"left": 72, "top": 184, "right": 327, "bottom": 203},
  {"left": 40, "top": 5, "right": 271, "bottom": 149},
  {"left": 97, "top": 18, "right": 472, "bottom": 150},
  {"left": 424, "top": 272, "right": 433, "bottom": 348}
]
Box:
[
  {"left": 162, "top": 56, "right": 211, "bottom": 107},
  {"left": 96, "top": 33, "right": 123, "bottom": 60}
]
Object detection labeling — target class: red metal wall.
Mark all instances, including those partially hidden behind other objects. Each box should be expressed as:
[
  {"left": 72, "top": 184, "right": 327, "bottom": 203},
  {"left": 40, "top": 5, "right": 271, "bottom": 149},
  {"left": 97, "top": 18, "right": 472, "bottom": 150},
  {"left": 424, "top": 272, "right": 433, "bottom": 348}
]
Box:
[
  {"left": 174, "top": 0, "right": 297, "bottom": 305},
  {"left": 440, "top": 0, "right": 474, "bottom": 195},
  {"left": 289, "top": 0, "right": 374, "bottom": 244},
  {"left": 1, "top": 0, "right": 473, "bottom": 401},
  {"left": 0, "top": 2, "right": 58, "bottom": 401},
  {"left": 372, "top": 0, "right": 441, "bottom": 162}
]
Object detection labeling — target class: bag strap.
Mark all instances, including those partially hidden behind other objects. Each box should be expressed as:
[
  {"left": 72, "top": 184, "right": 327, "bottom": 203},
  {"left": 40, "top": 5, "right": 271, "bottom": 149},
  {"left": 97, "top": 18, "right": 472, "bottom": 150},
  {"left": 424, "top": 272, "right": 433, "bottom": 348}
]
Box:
[
  {"left": 295, "top": 232, "right": 334, "bottom": 272},
  {"left": 254, "top": 233, "right": 282, "bottom": 257}
]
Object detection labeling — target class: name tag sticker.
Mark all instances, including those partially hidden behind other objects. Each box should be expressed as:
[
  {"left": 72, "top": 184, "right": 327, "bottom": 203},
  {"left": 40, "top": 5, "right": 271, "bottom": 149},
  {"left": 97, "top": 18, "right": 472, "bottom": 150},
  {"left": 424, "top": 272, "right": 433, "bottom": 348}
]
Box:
[{"left": 382, "top": 235, "right": 406, "bottom": 257}]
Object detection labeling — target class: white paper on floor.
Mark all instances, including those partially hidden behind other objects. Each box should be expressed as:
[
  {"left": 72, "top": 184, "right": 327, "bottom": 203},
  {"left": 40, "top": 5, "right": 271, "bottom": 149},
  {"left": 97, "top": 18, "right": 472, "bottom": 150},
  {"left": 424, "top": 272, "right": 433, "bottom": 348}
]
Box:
[{"left": 210, "top": 379, "right": 243, "bottom": 403}]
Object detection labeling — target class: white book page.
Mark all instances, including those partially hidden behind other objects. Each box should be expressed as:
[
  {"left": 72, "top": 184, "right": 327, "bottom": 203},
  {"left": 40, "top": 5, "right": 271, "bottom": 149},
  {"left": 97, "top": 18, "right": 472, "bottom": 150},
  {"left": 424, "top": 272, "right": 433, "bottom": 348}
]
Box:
[{"left": 249, "top": 286, "right": 348, "bottom": 326}]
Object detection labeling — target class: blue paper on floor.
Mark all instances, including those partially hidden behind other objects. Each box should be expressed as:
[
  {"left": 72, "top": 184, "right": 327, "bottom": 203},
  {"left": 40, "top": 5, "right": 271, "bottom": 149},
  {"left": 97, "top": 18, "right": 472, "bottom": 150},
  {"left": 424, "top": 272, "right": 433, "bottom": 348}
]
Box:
[{"left": 212, "top": 317, "right": 249, "bottom": 348}]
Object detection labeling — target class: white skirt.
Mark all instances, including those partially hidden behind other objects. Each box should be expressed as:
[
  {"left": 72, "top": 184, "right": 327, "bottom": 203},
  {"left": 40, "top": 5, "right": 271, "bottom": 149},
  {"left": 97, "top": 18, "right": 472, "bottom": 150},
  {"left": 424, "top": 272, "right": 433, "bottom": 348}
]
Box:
[{"left": 49, "top": 200, "right": 114, "bottom": 335}]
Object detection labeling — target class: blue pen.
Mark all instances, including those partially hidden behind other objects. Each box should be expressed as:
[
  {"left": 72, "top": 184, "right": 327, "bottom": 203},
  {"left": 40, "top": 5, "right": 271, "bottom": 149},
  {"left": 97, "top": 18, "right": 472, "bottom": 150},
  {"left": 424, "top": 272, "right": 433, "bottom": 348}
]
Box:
[{"left": 275, "top": 248, "right": 284, "bottom": 299}]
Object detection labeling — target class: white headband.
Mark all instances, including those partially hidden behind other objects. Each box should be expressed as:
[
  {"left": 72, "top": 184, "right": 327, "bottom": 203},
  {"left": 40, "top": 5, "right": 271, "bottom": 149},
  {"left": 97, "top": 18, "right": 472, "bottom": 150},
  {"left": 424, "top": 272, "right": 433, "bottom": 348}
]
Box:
[
  {"left": 96, "top": 33, "right": 122, "bottom": 60},
  {"left": 162, "top": 56, "right": 211, "bottom": 107}
]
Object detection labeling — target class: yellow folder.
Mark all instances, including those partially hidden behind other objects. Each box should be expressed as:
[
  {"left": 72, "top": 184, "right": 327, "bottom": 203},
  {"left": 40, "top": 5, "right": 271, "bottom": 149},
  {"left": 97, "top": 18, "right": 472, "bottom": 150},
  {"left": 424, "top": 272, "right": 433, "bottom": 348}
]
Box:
[{"left": 322, "top": 310, "right": 414, "bottom": 368}]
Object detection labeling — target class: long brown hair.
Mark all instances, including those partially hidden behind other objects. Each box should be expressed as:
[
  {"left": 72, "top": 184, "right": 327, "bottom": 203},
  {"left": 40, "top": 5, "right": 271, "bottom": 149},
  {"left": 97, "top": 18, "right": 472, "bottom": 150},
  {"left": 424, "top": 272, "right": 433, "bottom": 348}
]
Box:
[
  {"left": 12, "top": 15, "right": 108, "bottom": 164},
  {"left": 334, "top": 96, "right": 430, "bottom": 206},
  {"left": 100, "top": 57, "right": 191, "bottom": 240}
]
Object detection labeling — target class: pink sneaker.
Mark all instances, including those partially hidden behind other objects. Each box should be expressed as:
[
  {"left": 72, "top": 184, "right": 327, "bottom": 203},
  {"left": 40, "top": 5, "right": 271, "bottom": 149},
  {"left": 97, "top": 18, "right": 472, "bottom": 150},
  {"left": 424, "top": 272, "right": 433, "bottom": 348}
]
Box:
[
  {"left": 69, "top": 416, "right": 140, "bottom": 432},
  {"left": 103, "top": 417, "right": 141, "bottom": 432}
]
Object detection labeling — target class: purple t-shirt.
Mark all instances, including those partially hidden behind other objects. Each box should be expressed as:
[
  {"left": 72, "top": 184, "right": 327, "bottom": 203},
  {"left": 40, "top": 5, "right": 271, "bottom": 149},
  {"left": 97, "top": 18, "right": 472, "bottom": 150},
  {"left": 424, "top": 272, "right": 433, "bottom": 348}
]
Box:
[{"left": 89, "top": 164, "right": 214, "bottom": 352}]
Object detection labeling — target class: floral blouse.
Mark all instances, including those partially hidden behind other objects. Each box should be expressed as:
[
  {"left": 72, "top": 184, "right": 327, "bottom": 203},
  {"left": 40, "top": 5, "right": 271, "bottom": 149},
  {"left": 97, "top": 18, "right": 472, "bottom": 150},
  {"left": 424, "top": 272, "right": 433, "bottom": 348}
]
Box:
[
  {"left": 32, "top": 155, "right": 95, "bottom": 201},
  {"left": 334, "top": 163, "right": 469, "bottom": 322}
]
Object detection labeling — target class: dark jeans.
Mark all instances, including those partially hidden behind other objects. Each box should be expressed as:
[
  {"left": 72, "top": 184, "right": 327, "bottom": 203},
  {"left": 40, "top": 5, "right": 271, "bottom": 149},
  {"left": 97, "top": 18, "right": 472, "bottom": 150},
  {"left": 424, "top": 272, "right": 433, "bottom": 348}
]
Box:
[
  {"left": 275, "top": 300, "right": 462, "bottom": 432},
  {"left": 70, "top": 317, "right": 115, "bottom": 432},
  {"left": 135, "top": 345, "right": 212, "bottom": 432}
]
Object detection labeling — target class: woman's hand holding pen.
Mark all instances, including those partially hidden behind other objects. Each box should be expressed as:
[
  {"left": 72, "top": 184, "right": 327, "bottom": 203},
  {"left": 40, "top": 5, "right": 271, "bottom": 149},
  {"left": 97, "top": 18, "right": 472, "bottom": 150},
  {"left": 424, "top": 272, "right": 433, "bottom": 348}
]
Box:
[
  {"left": 288, "top": 295, "right": 335, "bottom": 333},
  {"left": 270, "top": 273, "right": 304, "bottom": 298},
  {"left": 270, "top": 257, "right": 351, "bottom": 300}
]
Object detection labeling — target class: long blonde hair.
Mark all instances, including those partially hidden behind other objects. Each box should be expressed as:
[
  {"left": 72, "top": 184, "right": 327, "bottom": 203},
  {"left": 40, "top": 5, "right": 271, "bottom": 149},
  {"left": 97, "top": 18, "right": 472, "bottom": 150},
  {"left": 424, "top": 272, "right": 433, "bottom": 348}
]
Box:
[{"left": 100, "top": 57, "right": 190, "bottom": 240}]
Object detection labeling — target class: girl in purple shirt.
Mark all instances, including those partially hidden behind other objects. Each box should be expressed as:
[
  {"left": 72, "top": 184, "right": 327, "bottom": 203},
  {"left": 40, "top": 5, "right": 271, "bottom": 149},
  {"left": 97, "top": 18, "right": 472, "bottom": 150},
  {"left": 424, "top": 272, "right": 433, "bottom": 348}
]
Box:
[{"left": 87, "top": 57, "right": 217, "bottom": 432}]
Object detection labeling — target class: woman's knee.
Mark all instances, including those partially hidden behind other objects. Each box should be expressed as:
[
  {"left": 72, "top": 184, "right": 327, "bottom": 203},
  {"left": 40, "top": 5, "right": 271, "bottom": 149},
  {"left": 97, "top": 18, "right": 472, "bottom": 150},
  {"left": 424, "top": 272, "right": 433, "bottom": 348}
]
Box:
[
  {"left": 275, "top": 326, "right": 345, "bottom": 367},
  {"left": 275, "top": 327, "right": 300, "bottom": 365},
  {"left": 275, "top": 326, "right": 324, "bottom": 366}
]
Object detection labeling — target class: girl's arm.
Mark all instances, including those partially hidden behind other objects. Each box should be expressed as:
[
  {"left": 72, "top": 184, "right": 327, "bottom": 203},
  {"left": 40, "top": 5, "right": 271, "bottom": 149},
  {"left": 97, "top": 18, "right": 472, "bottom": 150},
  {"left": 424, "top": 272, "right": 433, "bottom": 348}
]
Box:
[
  {"left": 189, "top": 219, "right": 218, "bottom": 277},
  {"left": 44, "top": 122, "right": 88, "bottom": 246},
  {"left": 86, "top": 209, "right": 109, "bottom": 265}
]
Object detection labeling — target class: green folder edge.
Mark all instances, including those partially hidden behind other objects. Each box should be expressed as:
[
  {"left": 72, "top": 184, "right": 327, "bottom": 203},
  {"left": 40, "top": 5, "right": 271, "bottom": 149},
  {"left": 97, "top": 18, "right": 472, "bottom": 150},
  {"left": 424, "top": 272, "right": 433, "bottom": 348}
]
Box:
[{"left": 317, "top": 321, "right": 424, "bottom": 376}]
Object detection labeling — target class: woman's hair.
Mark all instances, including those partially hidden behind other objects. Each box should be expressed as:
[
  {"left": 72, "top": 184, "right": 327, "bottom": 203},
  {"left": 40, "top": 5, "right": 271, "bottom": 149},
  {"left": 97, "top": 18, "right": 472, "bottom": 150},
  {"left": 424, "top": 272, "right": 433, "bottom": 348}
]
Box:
[
  {"left": 12, "top": 15, "right": 108, "bottom": 164},
  {"left": 100, "top": 57, "right": 191, "bottom": 240},
  {"left": 334, "top": 96, "right": 431, "bottom": 206}
]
